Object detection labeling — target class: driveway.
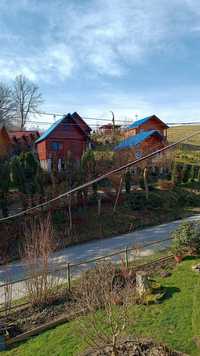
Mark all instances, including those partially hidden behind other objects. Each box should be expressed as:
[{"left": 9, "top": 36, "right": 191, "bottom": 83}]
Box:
[{"left": 0, "top": 214, "right": 200, "bottom": 304}]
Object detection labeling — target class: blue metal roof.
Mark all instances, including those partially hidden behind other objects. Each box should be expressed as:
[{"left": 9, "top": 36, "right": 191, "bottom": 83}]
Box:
[
  {"left": 35, "top": 116, "right": 68, "bottom": 144},
  {"left": 127, "top": 116, "right": 153, "bottom": 129},
  {"left": 114, "top": 130, "right": 162, "bottom": 151}
]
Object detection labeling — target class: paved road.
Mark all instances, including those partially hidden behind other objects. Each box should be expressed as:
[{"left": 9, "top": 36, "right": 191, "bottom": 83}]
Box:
[{"left": 0, "top": 214, "right": 200, "bottom": 303}]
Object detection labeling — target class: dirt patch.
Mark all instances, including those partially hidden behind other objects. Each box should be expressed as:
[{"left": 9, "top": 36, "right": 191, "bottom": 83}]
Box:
[{"left": 82, "top": 339, "right": 188, "bottom": 355}]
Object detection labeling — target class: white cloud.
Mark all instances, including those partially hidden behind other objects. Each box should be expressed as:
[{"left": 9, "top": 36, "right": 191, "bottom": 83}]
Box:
[
  {"left": 0, "top": 44, "right": 74, "bottom": 82},
  {"left": 1, "top": 0, "right": 200, "bottom": 81}
]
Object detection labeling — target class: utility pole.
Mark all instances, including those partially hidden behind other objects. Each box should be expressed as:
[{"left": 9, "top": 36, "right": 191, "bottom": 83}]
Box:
[{"left": 111, "top": 111, "right": 115, "bottom": 142}]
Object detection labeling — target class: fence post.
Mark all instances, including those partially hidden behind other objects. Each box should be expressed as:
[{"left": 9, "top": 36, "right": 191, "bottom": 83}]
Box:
[
  {"left": 125, "top": 246, "right": 129, "bottom": 269},
  {"left": 67, "top": 263, "right": 71, "bottom": 291}
]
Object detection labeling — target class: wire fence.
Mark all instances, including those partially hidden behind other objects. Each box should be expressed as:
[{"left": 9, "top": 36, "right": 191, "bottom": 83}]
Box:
[{"left": 0, "top": 236, "right": 173, "bottom": 315}]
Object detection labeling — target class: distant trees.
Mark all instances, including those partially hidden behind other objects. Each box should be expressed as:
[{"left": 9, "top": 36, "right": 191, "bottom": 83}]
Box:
[
  {"left": 0, "top": 75, "right": 43, "bottom": 129},
  {"left": 12, "top": 75, "right": 43, "bottom": 129},
  {"left": 0, "top": 83, "right": 14, "bottom": 128}
]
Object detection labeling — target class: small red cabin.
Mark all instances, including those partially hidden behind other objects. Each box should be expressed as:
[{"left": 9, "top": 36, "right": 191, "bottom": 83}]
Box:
[
  {"left": 98, "top": 123, "right": 121, "bottom": 135},
  {"left": 35, "top": 112, "right": 91, "bottom": 171},
  {"left": 114, "top": 115, "right": 168, "bottom": 164},
  {"left": 124, "top": 115, "right": 168, "bottom": 140}
]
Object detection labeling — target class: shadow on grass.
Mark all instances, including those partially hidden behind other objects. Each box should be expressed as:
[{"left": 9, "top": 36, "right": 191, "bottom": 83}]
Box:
[
  {"left": 183, "top": 255, "right": 200, "bottom": 262},
  {"left": 164, "top": 286, "right": 181, "bottom": 301}
]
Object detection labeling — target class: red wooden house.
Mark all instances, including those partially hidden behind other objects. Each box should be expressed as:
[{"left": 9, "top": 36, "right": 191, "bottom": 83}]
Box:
[
  {"left": 9, "top": 130, "right": 40, "bottom": 155},
  {"left": 35, "top": 112, "right": 91, "bottom": 171},
  {"left": 124, "top": 115, "right": 168, "bottom": 140},
  {"left": 98, "top": 123, "right": 121, "bottom": 135},
  {"left": 114, "top": 115, "right": 169, "bottom": 163}
]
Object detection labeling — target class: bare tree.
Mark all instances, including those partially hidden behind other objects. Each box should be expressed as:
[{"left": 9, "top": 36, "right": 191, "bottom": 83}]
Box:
[
  {"left": 0, "top": 83, "right": 14, "bottom": 128},
  {"left": 13, "top": 74, "right": 43, "bottom": 129}
]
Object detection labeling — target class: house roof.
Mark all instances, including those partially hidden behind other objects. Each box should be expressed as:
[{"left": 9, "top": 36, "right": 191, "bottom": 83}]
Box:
[
  {"left": 114, "top": 130, "right": 163, "bottom": 151},
  {"left": 72, "top": 112, "right": 92, "bottom": 133},
  {"left": 9, "top": 130, "right": 40, "bottom": 141},
  {"left": 35, "top": 113, "right": 91, "bottom": 144},
  {"left": 99, "top": 123, "right": 121, "bottom": 129},
  {"left": 127, "top": 115, "right": 169, "bottom": 130},
  {"left": 35, "top": 117, "right": 64, "bottom": 144}
]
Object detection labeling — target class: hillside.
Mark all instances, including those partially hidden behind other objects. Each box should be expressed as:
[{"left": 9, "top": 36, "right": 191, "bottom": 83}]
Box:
[{"left": 168, "top": 125, "right": 200, "bottom": 148}]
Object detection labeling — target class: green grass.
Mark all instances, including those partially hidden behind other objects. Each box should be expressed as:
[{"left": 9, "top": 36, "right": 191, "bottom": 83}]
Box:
[
  {"left": 168, "top": 125, "right": 200, "bottom": 147},
  {"left": 2, "top": 257, "right": 200, "bottom": 355}
]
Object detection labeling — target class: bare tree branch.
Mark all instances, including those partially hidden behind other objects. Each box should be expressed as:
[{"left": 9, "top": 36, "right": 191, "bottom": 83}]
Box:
[
  {"left": 13, "top": 74, "right": 43, "bottom": 129},
  {"left": 0, "top": 83, "right": 15, "bottom": 128}
]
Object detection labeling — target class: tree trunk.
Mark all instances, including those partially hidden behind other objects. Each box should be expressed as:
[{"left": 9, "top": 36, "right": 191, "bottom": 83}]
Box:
[
  {"left": 143, "top": 167, "right": 149, "bottom": 200},
  {"left": 68, "top": 195, "right": 72, "bottom": 231},
  {"left": 113, "top": 175, "right": 123, "bottom": 213},
  {"left": 97, "top": 196, "right": 101, "bottom": 216}
]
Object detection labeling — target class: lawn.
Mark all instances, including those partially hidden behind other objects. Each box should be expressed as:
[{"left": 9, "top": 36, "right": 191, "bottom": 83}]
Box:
[{"left": 2, "top": 257, "right": 200, "bottom": 355}]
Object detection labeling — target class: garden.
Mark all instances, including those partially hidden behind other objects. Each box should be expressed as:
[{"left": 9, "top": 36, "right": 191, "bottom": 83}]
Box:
[{"left": 1, "top": 220, "right": 200, "bottom": 355}]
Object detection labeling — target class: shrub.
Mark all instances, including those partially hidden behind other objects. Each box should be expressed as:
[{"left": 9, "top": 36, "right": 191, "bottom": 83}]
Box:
[
  {"left": 22, "top": 215, "right": 62, "bottom": 307},
  {"left": 171, "top": 221, "right": 200, "bottom": 255},
  {"left": 75, "top": 262, "right": 114, "bottom": 311}
]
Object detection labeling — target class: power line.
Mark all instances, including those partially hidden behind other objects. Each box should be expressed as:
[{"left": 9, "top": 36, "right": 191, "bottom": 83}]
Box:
[
  {"left": 2, "top": 106, "right": 200, "bottom": 126},
  {"left": 1, "top": 129, "right": 200, "bottom": 223}
]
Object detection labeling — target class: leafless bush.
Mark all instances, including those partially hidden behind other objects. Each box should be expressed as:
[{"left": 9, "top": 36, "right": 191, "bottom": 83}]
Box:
[
  {"left": 75, "top": 262, "right": 134, "bottom": 356},
  {"left": 22, "top": 215, "right": 62, "bottom": 307},
  {"left": 0, "top": 271, "right": 13, "bottom": 318},
  {"left": 75, "top": 262, "right": 115, "bottom": 311}
]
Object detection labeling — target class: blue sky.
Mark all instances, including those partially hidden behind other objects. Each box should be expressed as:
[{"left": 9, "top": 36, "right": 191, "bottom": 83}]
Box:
[{"left": 1, "top": 0, "right": 200, "bottom": 126}]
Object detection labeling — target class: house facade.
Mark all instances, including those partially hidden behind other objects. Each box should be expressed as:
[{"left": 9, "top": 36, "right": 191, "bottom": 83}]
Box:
[
  {"left": 98, "top": 123, "right": 121, "bottom": 135},
  {"left": 114, "top": 115, "right": 168, "bottom": 164},
  {"left": 35, "top": 112, "right": 91, "bottom": 171},
  {"left": 124, "top": 115, "right": 168, "bottom": 140}
]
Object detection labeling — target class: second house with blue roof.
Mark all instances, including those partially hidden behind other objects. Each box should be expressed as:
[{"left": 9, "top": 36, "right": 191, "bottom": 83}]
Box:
[{"left": 114, "top": 115, "right": 168, "bottom": 161}]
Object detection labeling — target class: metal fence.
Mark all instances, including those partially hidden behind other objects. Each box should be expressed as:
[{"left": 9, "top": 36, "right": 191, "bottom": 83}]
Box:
[{"left": 0, "top": 236, "right": 173, "bottom": 314}]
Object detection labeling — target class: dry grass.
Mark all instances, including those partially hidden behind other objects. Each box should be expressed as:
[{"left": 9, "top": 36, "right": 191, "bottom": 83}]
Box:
[{"left": 168, "top": 125, "right": 200, "bottom": 147}]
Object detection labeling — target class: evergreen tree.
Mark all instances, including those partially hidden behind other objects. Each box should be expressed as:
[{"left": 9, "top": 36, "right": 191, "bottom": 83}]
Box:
[
  {"left": 190, "top": 165, "right": 195, "bottom": 182},
  {"left": 0, "top": 159, "right": 10, "bottom": 217},
  {"left": 11, "top": 152, "right": 39, "bottom": 206},
  {"left": 197, "top": 167, "right": 200, "bottom": 182},
  {"left": 182, "top": 164, "right": 190, "bottom": 183}
]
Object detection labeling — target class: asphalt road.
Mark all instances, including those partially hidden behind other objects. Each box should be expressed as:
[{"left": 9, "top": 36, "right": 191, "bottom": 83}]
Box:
[{"left": 0, "top": 214, "right": 200, "bottom": 304}]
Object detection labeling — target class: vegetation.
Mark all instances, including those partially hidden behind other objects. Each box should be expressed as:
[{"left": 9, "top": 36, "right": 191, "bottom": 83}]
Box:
[
  {"left": 10, "top": 151, "right": 42, "bottom": 207},
  {"left": 171, "top": 221, "right": 200, "bottom": 256},
  {"left": 0, "top": 74, "right": 42, "bottom": 129},
  {"left": 0, "top": 159, "right": 10, "bottom": 217},
  {"left": 2, "top": 258, "right": 200, "bottom": 355},
  {"left": 22, "top": 215, "right": 60, "bottom": 307}
]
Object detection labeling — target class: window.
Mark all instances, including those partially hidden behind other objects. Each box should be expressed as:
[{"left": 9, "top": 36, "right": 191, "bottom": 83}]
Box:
[
  {"left": 51, "top": 142, "right": 63, "bottom": 151},
  {"left": 135, "top": 151, "right": 142, "bottom": 159}
]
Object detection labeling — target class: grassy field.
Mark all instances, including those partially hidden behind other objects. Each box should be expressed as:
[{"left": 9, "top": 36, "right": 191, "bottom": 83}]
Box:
[
  {"left": 167, "top": 125, "right": 200, "bottom": 166},
  {"left": 2, "top": 257, "right": 200, "bottom": 356},
  {"left": 168, "top": 125, "right": 200, "bottom": 147}
]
